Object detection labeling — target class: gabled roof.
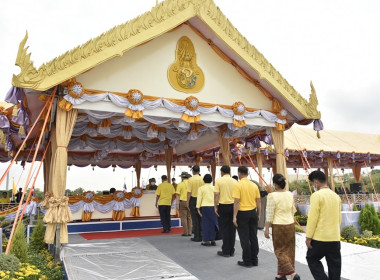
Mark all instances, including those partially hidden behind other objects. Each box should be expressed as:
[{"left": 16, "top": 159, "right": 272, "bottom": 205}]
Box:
[{"left": 11, "top": 0, "right": 320, "bottom": 120}]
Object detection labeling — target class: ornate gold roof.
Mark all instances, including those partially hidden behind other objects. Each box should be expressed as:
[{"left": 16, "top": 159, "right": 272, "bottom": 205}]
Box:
[{"left": 11, "top": 0, "right": 320, "bottom": 119}]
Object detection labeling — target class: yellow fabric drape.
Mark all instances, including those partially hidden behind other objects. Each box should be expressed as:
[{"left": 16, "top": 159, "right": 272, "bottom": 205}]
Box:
[
  {"left": 218, "top": 130, "right": 231, "bottom": 166},
  {"left": 210, "top": 159, "right": 216, "bottom": 184},
  {"left": 135, "top": 160, "right": 141, "bottom": 187},
  {"left": 51, "top": 107, "right": 77, "bottom": 196},
  {"left": 112, "top": 210, "right": 125, "bottom": 221},
  {"left": 270, "top": 128, "right": 288, "bottom": 188},
  {"left": 44, "top": 107, "right": 78, "bottom": 244},
  {"left": 256, "top": 150, "right": 264, "bottom": 186},
  {"left": 81, "top": 212, "right": 93, "bottom": 222},
  {"left": 327, "top": 156, "right": 335, "bottom": 191},
  {"left": 352, "top": 166, "right": 361, "bottom": 183},
  {"left": 165, "top": 146, "right": 173, "bottom": 182}
]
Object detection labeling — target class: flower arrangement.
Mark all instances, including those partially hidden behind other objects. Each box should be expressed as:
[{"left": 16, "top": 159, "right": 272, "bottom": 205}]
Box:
[{"left": 341, "top": 235, "right": 380, "bottom": 249}]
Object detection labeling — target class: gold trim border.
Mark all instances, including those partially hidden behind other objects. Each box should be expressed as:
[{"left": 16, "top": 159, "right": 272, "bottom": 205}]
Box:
[{"left": 11, "top": 0, "right": 320, "bottom": 119}]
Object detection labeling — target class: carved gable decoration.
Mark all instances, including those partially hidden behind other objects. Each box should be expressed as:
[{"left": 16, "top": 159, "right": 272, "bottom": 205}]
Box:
[{"left": 168, "top": 36, "right": 204, "bottom": 93}]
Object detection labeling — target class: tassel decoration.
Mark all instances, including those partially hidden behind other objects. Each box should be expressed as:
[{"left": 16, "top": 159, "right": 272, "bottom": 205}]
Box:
[
  {"left": 12, "top": 105, "right": 18, "bottom": 116},
  {"left": 19, "top": 125, "right": 25, "bottom": 136}
]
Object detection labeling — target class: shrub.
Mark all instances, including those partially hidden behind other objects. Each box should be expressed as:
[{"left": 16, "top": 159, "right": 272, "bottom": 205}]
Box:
[
  {"left": 361, "top": 230, "right": 373, "bottom": 238},
  {"left": 0, "top": 216, "right": 5, "bottom": 222},
  {"left": 294, "top": 207, "right": 302, "bottom": 216},
  {"left": 1, "top": 221, "right": 10, "bottom": 227},
  {"left": 352, "top": 204, "right": 359, "bottom": 211},
  {"left": 295, "top": 215, "right": 308, "bottom": 226},
  {"left": 295, "top": 224, "right": 304, "bottom": 233},
  {"left": 29, "top": 219, "right": 46, "bottom": 252},
  {"left": 359, "top": 204, "right": 380, "bottom": 235},
  {"left": 0, "top": 253, "right": 20, "bottom": 274},
  {"left": 341, "top": 225, "right": 359, "bottom": 240},
  {"left": 10, "top": 222, "right": 28, "bottom": 263},
  {"left": 1, "top": 233, "right": 8, "bottom": 251}
]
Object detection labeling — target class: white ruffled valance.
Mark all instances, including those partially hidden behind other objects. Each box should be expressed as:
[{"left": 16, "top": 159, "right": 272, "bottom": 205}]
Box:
[{"left": 64, "top": 89, "right": 285, "bottom": 128}]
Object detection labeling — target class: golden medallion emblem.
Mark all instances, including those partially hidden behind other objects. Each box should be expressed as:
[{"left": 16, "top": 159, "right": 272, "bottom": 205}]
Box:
[{"left": 168, "top": 36, "right": 204, "bottom": 93}]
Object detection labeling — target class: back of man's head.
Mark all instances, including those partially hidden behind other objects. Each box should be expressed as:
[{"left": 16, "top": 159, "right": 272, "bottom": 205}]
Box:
[
  {"left": 308, "top": 170, "right": 326, "bottom": 184},
  {"left": 220, "top": 165, "right": 230, "bottom": 174},
  {"left": 161, "top": 175, "right": 168, "bottom": 181},
  {"left": 192, "top": 165, "right": 200, "bottom": 173},
  {"left": 237, "top": 166, "right": 248, "bottom": 175}
]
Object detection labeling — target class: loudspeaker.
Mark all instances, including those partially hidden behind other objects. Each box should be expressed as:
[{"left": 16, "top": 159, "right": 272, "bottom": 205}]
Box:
[{"left": 350, "top": 183, "right": 362, "bottom": 193}]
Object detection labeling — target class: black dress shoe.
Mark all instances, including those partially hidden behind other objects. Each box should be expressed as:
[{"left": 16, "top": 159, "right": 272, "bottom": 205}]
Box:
[
  {"left": 181, "top": 234, "right": 187, "bottom": 236},
  {"left": 217, "top": 251, "right": 231, "bottom": 257},
  {"left": 201, "top": 242, "right": 211, "bottom": 246},
  {"left": 293, "top": 274, "right": 300, "bottom": 280},
  {"left": 210, "top": 241, "right": 216, "bottom": 246},
  {"left": 275, "top": 276, "right": 287, "bottom": 280},
  {"left": 237, "top": 261, "right": 253, "bottom": 268},
  {"left": 191, "top": 238, "right": 201, "bottom": 242}
]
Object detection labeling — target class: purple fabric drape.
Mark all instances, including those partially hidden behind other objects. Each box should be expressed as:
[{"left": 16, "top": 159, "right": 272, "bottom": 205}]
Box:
[
  {"left": 6, "top": 136, "right": 14, "bottom": 153},
  {"left": 0, "top": 115, "right": 10, "bottom": 134},
  {"left": 313, "top": 119, "right": 324, "bottom": 131},
  {"left": 5, "top": 87, "right": 23, "bottom": 104},
  {"left": 247, "top": 135, "right": 261, "bottom": 148},
  {"left": 261, "top": 134, "right": 273, "bottom": 145},
  {"left": 12, "top": 102, "right": 29, "bottom": 127}
]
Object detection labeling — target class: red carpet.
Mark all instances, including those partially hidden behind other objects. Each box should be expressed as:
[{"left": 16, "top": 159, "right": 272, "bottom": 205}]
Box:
[{"left": 80, "top": 227, "right": 184, "bottom": 240}]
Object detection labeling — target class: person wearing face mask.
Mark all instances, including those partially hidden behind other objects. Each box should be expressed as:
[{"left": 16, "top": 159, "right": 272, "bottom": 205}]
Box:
[
  {"left": 306, "top": 170, "right": 342, "bottom": 280},
  {"left": 146, "top": 178, "right": 157, "bottom": 191}
]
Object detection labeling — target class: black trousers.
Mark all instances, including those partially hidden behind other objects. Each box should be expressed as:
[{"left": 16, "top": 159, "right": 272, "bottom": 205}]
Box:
[
  {"left": 189, "top": 197, "right": 202, "bottom": 240},
  {"left": 236, "top": 209, "right": 259, "bottom": 265},
  {"left": 158, "top": 205, "right": 171, "bottom": 231},
  {"left": 306, "top": 240, "right": 341, "bottom": 280},
  {"left": 218, "top": 203, "right": 236, "bottom": 255}
]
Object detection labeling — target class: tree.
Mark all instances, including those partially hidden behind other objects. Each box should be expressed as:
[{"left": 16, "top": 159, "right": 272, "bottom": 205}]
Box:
[
  {"left": 29, "top": 219, "right": 46, "bottom": 252},
  {"left": 10, "top": 222, "right": 28, "bottom": 263}
]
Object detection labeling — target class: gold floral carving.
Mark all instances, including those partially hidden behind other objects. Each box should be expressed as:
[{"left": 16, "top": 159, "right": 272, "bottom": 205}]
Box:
[
  {"left": 12, "top": 32, "right": 43, "bottom": 89},
  {"left": 11, "top": 0, "right": 320, "bottom": 119},
  {"left": 168, "top": 36, "right": 204, "bottom": 92},
  {"left": 305, "top": 82, "right": 321, "bottom": 119}
]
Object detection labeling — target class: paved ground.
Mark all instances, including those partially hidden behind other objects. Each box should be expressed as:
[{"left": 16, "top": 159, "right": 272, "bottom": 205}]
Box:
[
  {"left": 143, "top": 233, "right": 315, "bottom": 280},
  {"left": 65, "top": 231, "right": 317, "bottom": 280}
]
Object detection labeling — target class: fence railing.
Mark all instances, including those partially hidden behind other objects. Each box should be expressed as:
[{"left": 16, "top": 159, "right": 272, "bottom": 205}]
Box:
[
  {"left": 294, "top": 194, "right": 378, "bottom": 205},
  {"left": 0, "top": 203, "right": 18, "bottom": 211}
]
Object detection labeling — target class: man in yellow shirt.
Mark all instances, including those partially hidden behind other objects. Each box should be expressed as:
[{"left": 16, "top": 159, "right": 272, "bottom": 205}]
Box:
[
  {"left": 187, "top": 165, "right": 204, "bottom": 242},
  {"left": 306, "top": 170, "right": 341, "bottom": 280},
  {"left": 232, "top": 166, "right": 261, "bottom": 268},
  {"left": 0, "top": 192, "right": 10, "bottom": 204},
  {"left": 214, "top": 165, "right": 237, "bottom": 257},
  {"left": 176, "top": 172, "right": 192, "bottom": 236},
  {"left": 155, "top": 175, "right": 175, "bottom": 233}
]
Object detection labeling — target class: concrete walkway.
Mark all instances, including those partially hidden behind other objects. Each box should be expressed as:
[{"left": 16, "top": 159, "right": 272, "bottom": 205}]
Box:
[
  {"left": 62, "top": 228, "right": 380, "bottom": 279},
  {"left": 64, "top": 231, "right": 315, "bottom": 280}
]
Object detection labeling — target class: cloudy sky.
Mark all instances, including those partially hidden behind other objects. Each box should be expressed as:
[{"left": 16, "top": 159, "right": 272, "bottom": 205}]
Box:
[{"left": 0, "top": 0, "right": 379, "bottom": 192}]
